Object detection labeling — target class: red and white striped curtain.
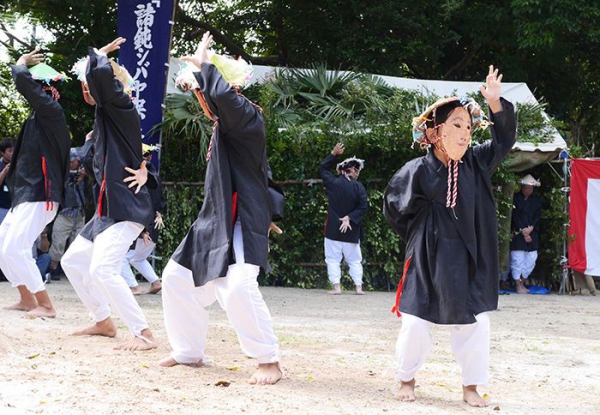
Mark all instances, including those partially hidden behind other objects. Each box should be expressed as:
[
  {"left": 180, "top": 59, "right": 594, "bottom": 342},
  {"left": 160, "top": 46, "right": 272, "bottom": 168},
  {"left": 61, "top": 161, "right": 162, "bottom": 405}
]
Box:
[{"left": 569, "top": 158, "right": 600, "bottom": 276}]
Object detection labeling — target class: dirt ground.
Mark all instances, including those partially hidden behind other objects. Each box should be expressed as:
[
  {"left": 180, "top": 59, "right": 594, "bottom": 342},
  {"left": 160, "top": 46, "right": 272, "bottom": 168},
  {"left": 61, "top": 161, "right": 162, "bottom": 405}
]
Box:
[{"left": 0, "top": 280, "right": 599, "bottom": 415}]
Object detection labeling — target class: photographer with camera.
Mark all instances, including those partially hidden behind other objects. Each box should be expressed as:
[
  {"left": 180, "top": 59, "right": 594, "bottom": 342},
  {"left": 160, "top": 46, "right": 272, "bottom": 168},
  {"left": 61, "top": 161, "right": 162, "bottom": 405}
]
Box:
[{"left": 48, "top": 148, "right": 86, "bottom": 278}]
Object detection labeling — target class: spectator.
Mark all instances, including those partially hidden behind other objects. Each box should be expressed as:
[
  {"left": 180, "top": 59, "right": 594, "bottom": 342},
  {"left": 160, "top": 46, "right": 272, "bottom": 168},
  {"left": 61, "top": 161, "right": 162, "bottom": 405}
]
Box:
[
  {"left": 48, "top": 148, "right": 86, "bottom": 278},
  {"left": 509, "top": 174, "right": 542, "bottom": 294},
  {"left": 0, "top": 138, "right": 14, "bottom": 224}
]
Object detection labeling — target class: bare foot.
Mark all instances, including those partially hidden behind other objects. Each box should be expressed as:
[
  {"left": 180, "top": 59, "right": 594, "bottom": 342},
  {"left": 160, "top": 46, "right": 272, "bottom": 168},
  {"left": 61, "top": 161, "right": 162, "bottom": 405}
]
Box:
[
  {"left": 5, "top": 301, "right": 37, "bottom": 312},
  {"left": 397, "top": 379, "right": 416, "bottom": 402},
  {"left": 355, "top": 285, "right": 365, "bottom": 295},
  {"left": 114, "top": 329, "right": 157, "bottom": 351},
  {"left": 131, "top": 286, "right": 143, "bottom": 296},
  {"left": 328, "top": 283, "right": 342, "bottom": 295},
  {"left": 516, "top": 280, "right": 529, "bottom": 294},
  {"left": 248, "top": 362, "right": 283, "bottom": 385},
  {"left": 72, "top": 318, "right": 117, "bottom": 337},
  {"left": 158, "top": 356, "right": 205, "bottom": 368},
  {"left": 23, "top": 305, "right": 56, "bottom": 319},
  {"left": 144, "top": 280, "right": 162, "bottom": 295},
  {"left": 463, "top": 385, "right": 488, "bottom": 407}
]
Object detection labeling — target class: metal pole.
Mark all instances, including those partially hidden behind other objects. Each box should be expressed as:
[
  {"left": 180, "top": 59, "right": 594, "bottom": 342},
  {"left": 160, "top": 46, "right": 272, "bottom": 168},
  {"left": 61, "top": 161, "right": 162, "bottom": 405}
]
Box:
[{"left": 559, "top": 156, "right": 570, "bottom": 294}]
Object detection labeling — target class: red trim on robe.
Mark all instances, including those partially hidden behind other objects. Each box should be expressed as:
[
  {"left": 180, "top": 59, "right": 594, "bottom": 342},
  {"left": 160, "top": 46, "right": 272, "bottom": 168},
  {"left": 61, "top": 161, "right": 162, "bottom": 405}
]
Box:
[
  {"left": 97, "top": 174, "right": 107, "bottom": 217},
  {"left": 232, "top": 192, "right": 238, "bottom": 226},
  {"left": 41, "top": 156, "right": 52, "bottom": 210},
  {"left": 391, "top": 255, "right": 412, "bottom": 317}
]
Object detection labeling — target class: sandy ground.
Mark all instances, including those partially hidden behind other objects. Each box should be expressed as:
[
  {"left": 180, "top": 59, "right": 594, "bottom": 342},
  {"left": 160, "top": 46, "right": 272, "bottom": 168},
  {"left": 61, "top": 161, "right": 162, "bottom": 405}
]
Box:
[{"left": 0, "top": 280, "right": 599, "bottom": 415}]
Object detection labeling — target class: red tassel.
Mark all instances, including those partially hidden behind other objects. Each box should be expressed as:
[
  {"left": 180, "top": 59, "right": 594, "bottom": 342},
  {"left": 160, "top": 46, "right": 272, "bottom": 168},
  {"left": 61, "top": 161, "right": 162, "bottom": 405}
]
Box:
[
  {"left": 41, "top": 156, "right": 50, "bottom": 210},
  {"left": 231, "top": 192, "right": 238, "bottom": 226},
  {"left": 391, "top": 255, "right": 412, "bottom": 317},
  {"left": 97, "top": 174, "right": 107, "bottom": 217}
]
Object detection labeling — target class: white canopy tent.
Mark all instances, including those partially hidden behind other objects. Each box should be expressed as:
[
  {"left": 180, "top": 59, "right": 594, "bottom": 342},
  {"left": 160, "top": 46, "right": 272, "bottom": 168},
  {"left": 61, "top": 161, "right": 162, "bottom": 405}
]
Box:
[{"left": 166, "top": 60, "right": 567, "bottom": 170}]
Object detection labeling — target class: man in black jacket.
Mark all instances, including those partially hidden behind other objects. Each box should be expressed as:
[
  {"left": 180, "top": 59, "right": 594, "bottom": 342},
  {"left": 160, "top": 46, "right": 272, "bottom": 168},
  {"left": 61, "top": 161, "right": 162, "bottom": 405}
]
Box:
[
  {"left": 61, "top": 38, "right": 157, "bottom": 351},
  {"left": 0, "top": 51, "right": 70, "bottom": 318},
  {"left": 319, "top": 143, "right": 368, "bottom": 295}
]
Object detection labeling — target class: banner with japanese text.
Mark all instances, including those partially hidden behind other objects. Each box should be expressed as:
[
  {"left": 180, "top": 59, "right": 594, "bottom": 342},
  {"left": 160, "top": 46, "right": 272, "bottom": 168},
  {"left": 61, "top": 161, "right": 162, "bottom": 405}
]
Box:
[{"left": 117, "top": 0, "right": 175, "bottom": 170}]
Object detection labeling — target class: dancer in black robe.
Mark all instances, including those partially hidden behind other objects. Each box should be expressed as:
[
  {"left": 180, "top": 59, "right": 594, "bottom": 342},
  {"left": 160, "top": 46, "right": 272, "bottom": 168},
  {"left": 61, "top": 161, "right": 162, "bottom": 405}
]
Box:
[
  {"left": 384, "top": 66, "right": 516, "bottom": 406},
  {"left": 159, "top": 32, "right": 282, "bottom": 385},
  {"left": 0, "top": 50, "right": 70, "bottom": 318},
  {"left": 61, "top": 38, "right": 158, "bottom": 351}
]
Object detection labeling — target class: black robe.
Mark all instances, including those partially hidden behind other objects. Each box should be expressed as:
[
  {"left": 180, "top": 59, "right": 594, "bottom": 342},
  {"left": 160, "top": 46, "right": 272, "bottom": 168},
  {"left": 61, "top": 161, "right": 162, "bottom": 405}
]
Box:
[
  {"left": 384, "top": 98, "right": 516, "bottom": 325},
  {"left": 319, "top": 153, "right": 368, "bottom": 243},
  {"left": 8, "top": 65, "right": 70, "bottom": 208},
  {"left": 79, "top": 48, "right": 155, "bottom": 240},
  {"left": 510, "top": 191, "right": 542, "bottom": 251},
  {"left": 171, "top": 63, "right": 271, "bottom": 287}
]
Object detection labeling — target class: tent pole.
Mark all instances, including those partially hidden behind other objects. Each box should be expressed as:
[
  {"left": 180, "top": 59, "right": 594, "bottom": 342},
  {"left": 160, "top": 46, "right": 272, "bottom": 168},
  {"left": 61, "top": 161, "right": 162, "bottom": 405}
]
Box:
[{"left": 559, "top": 157, "right": 571, "bottom": 294}]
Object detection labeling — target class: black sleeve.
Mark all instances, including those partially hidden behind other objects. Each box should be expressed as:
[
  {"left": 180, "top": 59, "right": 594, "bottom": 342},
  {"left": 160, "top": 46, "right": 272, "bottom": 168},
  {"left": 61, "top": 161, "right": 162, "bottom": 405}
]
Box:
[
  {"left": 193, "top": 63, "right": 259, "bottom": 134},
  {"left": 11, "top": 65, "right": 63, "bottom": 118},
  {"left": 472, "top": 98, "right": 517, "bottom": 173},
  {"left": 319, "top": 153, "right": 338, "bottom": 187}
]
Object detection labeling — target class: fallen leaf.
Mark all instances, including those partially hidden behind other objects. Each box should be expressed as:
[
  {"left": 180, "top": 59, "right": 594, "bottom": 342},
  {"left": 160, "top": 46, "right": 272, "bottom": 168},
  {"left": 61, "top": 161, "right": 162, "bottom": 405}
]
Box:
[
  {"left": 27, "top": 354, "right": 40, "bottom": 360},
  {"left": 49, "top": 351, "right": 56, "bottom": 355},
  {"left": 226, "top": 366, "right": 239, "bottom": 371},
  {"left": 307, "top": 375, "right": 315, "bottom": 382},
  {"left": 215, "top": 380, "right": 231, "bottom": 387},
  {"left": 483, "top": 393, "right": 489, "bottom": 399},
  {"left": 493, "top": 405, "right": 500, "bottom": 410},
  {"left": 141, "top": 364, "right": 149, "bottom": 369}
]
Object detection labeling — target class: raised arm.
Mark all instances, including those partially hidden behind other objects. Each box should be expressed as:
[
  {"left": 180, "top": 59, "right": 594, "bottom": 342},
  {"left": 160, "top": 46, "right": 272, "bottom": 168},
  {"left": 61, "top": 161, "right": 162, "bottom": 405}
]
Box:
[
  {"left": 85, "top": 38, "right": 129, "bottom": 107},
  {"left": 11, "top": 50, "right": 62, "bottom": 118},
  {"left": 182, "top": 32, "right": 259, "bottom": 132},
  {"left": 319, "top": 143, "right": 344, "bottom": 185},
  {"left": 473, "top": 65, "right": 517, "bottom": 172}
]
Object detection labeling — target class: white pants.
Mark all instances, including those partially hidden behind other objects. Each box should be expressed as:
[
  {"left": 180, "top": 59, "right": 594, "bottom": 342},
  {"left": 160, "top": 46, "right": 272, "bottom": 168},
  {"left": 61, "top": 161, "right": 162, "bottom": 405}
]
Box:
[
  {"left": 0, "top": 202, "right": 57, "bottom": 294},
  {"left": 510, "top": 250, "right": 538, "bottom": 280},
  {"left": 396, "top": 312, "right": 491, "bottom": 386},
  {"left": 120, "top": 238, "right": 159, "bottom": 287},
  {"left": 162, "top": 221, "right": 280, "bottom": 365},
  {"left": 324, "top": 237, "right": 363, "bottom": 285},
  {"left": 61, "top": 221, "right": 149, "bottom": 336}
]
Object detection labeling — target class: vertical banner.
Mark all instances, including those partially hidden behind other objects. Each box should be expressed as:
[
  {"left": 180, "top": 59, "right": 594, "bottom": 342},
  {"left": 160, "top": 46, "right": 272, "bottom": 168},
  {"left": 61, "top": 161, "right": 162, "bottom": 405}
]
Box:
[
  {"left": 117, "top": 0, "right": 175, "bottom": 170},
  {"left": 568, "top": 158, "right": 600, "bottom": 276}
]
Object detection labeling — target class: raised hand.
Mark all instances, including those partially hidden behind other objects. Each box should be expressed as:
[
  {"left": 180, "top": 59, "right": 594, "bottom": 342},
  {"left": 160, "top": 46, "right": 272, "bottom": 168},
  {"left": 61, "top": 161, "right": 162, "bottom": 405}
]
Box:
[
  {"left": 331, "top": 142, "right": 345, "bottom": 156},
  {"left": 479, "top": 65, "right": 503, "bottom": 113},
  {"left": 16, "top": 49, "right": 44, "bottom": 66},
  {"left": 123, "top": 160, "right": 148, "bottom": 194},
  {"left": 99, "top": 37, "right": 126, "bottom": 56},
  {"left": 181, "top": 31, "right": 213, "bottom": 69}
]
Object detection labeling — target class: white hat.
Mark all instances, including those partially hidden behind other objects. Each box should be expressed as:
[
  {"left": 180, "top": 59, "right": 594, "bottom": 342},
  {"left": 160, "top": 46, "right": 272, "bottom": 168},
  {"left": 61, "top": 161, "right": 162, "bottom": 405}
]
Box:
[{"left": 521, "top": 174, "right": 541, "bottom": 187}]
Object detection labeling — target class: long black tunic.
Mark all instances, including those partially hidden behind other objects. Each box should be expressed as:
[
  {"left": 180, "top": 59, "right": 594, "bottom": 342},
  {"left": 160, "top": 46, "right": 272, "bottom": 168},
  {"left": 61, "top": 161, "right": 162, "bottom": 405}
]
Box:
[
  {"left": 171, "top": 63, "right": 271, "bottom": 287},
  {"left": 79, "top": 48, "right": 155, "bottom": 240},
  {"left": 510, "top": 191, "right": 542, "bottom": 251},
  {"left": 319, "top": 153, "right": 368, "bottom": 243},
  {"left": 8, "top": 65, "right": 70, "bottom": 208},
  {"left": 384, "top": 98, "right": 516, "bottom": 325}
]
